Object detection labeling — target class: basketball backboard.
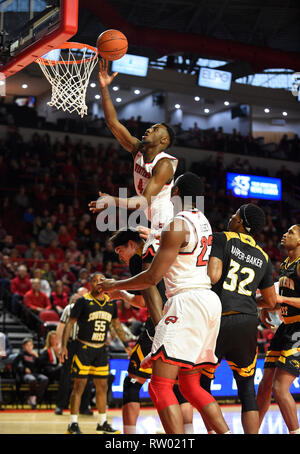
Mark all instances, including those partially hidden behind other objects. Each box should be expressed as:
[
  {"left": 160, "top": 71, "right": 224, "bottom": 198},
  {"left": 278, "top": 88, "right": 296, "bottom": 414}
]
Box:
[{"left": 0, "top": 0, "right": 78, "bottom": 78}]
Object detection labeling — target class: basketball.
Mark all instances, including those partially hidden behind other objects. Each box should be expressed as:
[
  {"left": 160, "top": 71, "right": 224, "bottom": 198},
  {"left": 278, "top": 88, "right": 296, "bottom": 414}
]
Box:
[{"left": 97, "top": 29, "right": 128, "bottom": 61}]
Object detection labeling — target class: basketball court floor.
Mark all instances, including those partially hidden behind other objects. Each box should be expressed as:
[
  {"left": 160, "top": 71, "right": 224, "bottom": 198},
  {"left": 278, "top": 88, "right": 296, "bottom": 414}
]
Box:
[{"left": 0, "top": 403, "right": 299, "bottom": 434}]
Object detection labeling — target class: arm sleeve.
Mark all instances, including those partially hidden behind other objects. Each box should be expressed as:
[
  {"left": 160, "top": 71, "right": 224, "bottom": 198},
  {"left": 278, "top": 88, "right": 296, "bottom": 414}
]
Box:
[
  {"left": 210, "top": 232, "right": 227, "bottom": 260},
  {"left": 258, "top": 259, "right": 274, "bottom": 290}
]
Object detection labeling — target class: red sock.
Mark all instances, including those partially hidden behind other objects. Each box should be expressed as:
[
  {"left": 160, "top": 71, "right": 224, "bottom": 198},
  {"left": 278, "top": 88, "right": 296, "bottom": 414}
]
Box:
[
  {"left": 178, "top": 372, "right": 215, "bottom": 411},
  {"left": 148, "top": 375, "right": 178, "bottom": 412}
]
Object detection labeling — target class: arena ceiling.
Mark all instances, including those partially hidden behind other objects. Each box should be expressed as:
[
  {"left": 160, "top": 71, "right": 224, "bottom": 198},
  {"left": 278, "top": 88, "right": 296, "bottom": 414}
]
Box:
[{"left": 77, "top": 0, "right": 300, "bottom": 76}]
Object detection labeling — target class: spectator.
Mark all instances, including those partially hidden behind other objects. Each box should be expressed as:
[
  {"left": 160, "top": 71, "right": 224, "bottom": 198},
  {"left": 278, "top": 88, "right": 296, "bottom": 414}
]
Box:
[
  {"left": 10, "top": 265, "right": 32, "bottom": 316},
  {"left": 38, "top": 222, "right": 57, "bottom": 247},
  {"left": 24, "top": 240, "right": 44, "bottom": 259},
  {"left": 38, "top": 331, "right": 62, "bottom": 383},
  {"left": 23, "top": 278, "right": 52, "bottom": 315},
  {"left": 13, "top": 338, "right": 49, "bottom": 409},
  {"left": 57, "top": 225, "right": 73, "bottom": 248},
  {"left": 65, "top": 240, "right": 81, "bottom": 263},
  {"left": 51, "top": 280, "right": 69, "bottom": 315},
  {"left": 41, "top": 262, "right": 55, "bottom": 284},
  {"left": 87, "top": 241, "right": 103, "bottom": 264},
  {"left": 56, "top": 262, "right": 76, "bottom": 288},
  {"left": 0, "top": 254, "right": 15, "bottom": 289},
  {"left": 14, "top": 186, "right": 30, "bottom": 209},
  {"left": 1, "top": 234, "right": 15, "bottom": 256},
  {"left": 31, "top": 268, "right": 51, "bottom": 298},
  {"left": 44, "top": 238, "right": 65, "bottom": 262},
  {"left": 72, "top": 268, "right": 90, "bottom": 294}
]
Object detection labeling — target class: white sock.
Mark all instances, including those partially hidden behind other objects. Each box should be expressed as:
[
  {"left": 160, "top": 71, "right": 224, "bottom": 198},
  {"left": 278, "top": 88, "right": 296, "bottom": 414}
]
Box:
[
  {"left": 224, "top": 430, "right": 232, "bottom": 434},
  {"left": 70, "top": 414, "right": 78, "bottom": 424},
  {"left": 98, "top": 413, "right": 106, "bottom": 425},
  {"left": 184, "top": 423, "right": 194, "bottom": 434},
  {"left": 290, "top": 427, "right": 300, "bottom": 434},
  {"left": 207, "top": 430, "right": 216, "bottom": 434},
  {"left": 124, "top": 425, "right": 136, "bottom": 434}
]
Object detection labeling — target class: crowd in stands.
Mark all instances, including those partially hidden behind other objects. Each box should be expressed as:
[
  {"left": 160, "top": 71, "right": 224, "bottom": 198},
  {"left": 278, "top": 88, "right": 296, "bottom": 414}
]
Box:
[{"left": 0, "top": 113, "right": 299, "bottom": 407}]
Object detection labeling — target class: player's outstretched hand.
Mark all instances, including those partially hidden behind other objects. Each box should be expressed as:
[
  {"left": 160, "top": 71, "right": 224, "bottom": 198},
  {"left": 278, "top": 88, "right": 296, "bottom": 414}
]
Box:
[
  {"left": 98, "top": 58, "right": 118, "bottom": 88},
  {"left": 88, "top": 191, "right": 116, "bottom": 214}
]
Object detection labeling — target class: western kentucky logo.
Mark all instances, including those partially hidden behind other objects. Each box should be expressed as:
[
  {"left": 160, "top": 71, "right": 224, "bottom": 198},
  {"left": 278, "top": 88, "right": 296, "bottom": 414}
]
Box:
[{"left": 165, "top": 316, "right": 178, "bottom": 325}]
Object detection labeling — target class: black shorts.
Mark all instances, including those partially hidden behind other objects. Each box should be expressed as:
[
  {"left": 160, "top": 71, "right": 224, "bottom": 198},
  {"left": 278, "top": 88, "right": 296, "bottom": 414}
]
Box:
[
  {"left": 71, "top": 340, "right": 109, "bottom": 379},
  {"left": 202, "top": 313, "right": 259, "bottom": 379},
  {"left": 264, "top": 321, "right": 300, "bottom": 377},
  {"left": 128, "top": 323, "right": 153, "bottom": 379}
]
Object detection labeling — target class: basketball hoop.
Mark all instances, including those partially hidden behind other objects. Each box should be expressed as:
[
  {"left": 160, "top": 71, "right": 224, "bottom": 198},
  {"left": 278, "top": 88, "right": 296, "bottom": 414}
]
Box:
[{"left": 36, "top": 42, "right": 98, "bottom": 118}]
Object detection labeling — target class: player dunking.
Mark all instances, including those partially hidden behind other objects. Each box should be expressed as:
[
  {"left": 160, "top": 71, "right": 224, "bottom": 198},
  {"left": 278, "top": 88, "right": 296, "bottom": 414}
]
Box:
[
  {"left": 98, "top": 173, "right": 231, "bottom": 434},
  {"left": 257, "top": 224, "right": 300, "bottom": 434},
  {"left": 89, "top": 58, "right": 178, "bottom": 329}
]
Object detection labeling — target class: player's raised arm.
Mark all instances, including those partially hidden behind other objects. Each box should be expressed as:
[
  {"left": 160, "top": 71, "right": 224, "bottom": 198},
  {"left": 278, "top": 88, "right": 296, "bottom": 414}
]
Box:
[{"left": 98, "top": 59, "right": 140, "bottom": 155}]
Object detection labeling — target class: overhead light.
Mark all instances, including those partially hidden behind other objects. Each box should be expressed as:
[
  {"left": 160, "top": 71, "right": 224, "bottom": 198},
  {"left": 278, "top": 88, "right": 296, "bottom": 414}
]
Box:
[
  {"left": 116, "top": 97, "right": 122, "bottom": 102},
  {"left": 95, "top": 94, "right": 101, "bottom": 100},
  {"left": 134, "top": 89, "right": 140, "bottom": 95},
  {"left": 90, "top": 82, "right": 96, "bottom": 88},
  {"left": 194, "top": 96, "right": 200, "bottom": 101},
  {"left": 282, "top": 111, "right": 288, "bottom": 116},
  {"left": 22, "top": 84, "right": 28, "bottom": 89},
  {"left": 204, "top": 108, "right": 210, "bottom": 113},
  {"left": 264, "top": 108, "right": 270, "bottom": 113},
  {"left": 224, "top": 101, "right": 230, "bottom": 106},
  {"left": 112, "top": 86, "right": 119, "bottom": 91},
  {"left": 175, "top": 104, "right": 181, "bottom": 109}
]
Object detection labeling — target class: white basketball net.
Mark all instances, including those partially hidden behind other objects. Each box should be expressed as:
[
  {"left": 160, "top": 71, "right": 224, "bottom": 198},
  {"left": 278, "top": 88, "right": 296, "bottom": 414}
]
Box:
[{"left": 36, "top": 45, "right": 98, "bottom": 118}]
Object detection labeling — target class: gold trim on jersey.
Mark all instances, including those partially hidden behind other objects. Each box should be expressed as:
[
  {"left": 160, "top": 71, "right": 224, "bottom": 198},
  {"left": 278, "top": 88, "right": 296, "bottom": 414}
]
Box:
[
  {"left": 222, "top": 310, "right": 240, "bottom": 316},
  {"left": 264, "top": 350, "right": 280, "bottom": 364},
  {"left": 83, "top": 292, "right": 110, "bottom": 308},
  {"left": 130, "top": 344, "right": 152, "bottom": 374},
  {"left": 282, "top": 255, "right": 300, "bottom": 270},
  {"left": 78, "top": 339, "right": 105, "bottom": 348},
  {"left": 277, "top": 348, "right": 300, "bottom": 364},
  {"left": 227, "top": 351, "right": 258, "bottom": 377},
  {"left": 283, "top": 315, "right": 300, "bottom": 324},
  {"left": 223, "top": 231, "right": 268, "bottom": 262}
]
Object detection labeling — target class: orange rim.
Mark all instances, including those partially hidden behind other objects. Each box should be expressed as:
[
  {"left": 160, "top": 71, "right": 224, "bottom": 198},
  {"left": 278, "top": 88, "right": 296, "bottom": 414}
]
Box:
[{"left": 37, "top": 42, "right": 98, "bottom": 66}]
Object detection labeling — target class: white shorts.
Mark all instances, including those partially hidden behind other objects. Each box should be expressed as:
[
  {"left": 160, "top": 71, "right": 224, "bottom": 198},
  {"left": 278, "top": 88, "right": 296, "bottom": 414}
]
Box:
[{"left": 151, "top": 289, "right": 222, "bottom": 369}]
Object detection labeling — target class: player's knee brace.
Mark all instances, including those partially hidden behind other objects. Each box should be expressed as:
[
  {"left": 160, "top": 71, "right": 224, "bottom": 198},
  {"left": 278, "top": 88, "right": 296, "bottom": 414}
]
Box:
[
  {"left": 148, "top": 375, "right": 178, "bottom": 412},
  {"left": 122, "top": 375, "right": 143, "bottom": 405},
  {"left": 233, "top": 372, "right": 258, "bottom": 413},
  {"left": 178, "top": 372, "right": 215, "bottom": 411}
]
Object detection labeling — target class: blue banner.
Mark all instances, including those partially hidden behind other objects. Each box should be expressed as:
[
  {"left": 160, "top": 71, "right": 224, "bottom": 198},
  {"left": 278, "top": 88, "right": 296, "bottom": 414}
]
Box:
[
  {"left": 109, "top": 357, "right": 300, "bottom": 399},
  {"left": 227, "top": 172, "right": 282, "bottom": 201}
]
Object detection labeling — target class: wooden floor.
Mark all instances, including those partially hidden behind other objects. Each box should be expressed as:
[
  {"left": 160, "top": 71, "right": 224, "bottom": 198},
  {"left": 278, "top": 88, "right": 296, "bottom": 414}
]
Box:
[{"left": 0, "top": 403, "right": 299, "bottom": 434}]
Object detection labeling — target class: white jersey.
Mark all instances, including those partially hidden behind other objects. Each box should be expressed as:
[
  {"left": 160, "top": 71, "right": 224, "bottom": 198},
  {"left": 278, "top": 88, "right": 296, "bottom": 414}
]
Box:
[
  {"left": 163, "top": 209, "right": 212, "bottom": 299},
  {"left": 133, "top": 150, "right": 178, "bottom": 231}
]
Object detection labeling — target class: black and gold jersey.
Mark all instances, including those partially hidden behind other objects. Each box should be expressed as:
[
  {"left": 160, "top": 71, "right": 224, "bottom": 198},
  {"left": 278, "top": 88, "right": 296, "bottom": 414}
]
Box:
[
  {"left": 211, "top": 231, "right": 273, "bottom": 315},
  {"left": 129, "top": 254, "right": 143, "bottom": 296},
  {"left": 70, "top": 292, "right": 117, "bottom": 344},
  {"left": 278, "top": 256, "right": 300, "bottom": 322}
]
